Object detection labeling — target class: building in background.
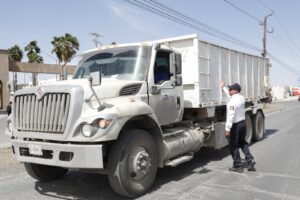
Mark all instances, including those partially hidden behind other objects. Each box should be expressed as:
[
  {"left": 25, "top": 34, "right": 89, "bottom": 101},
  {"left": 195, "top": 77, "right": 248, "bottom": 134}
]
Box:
[
  {"left": 0, "top": 50, "right": 9, "bottom": 109},
  {"left": 0, "top": 49, "right": 75, "bottom": 110},
  {"left": 272, "top": 85, "right": 290, "bottom": 100},
  {"left": 291, "top": 86, "right": 299, "bottom": 96}
]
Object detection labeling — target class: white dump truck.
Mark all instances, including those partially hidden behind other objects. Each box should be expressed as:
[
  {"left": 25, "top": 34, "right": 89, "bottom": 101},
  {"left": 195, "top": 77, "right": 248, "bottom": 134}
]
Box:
[{"left": 6, "top": 34, "right": 270, "bottom": 198}]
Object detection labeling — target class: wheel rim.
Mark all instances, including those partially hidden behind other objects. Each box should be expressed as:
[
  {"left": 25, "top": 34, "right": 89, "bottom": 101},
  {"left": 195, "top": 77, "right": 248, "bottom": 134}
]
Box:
[{"left": 129, "top": 146, "right": 152, "bottom": 181}]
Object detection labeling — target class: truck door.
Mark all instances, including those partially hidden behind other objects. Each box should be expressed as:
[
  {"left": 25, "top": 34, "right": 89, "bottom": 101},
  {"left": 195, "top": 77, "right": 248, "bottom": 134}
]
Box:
[{"left": 148, "top": 48, "right": 184, "bottom": 125}]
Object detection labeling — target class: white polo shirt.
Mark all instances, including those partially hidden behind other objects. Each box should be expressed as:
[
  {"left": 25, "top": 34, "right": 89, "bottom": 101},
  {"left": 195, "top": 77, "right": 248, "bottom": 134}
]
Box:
[{"left": 223, "top": 87, "right": 246, "bottom": 131}]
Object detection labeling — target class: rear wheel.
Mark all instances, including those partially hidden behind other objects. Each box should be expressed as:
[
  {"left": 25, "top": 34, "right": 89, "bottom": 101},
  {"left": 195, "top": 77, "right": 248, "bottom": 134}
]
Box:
[
  {"left": 245, "top": 112, "right": 253, "bottom": 144},
  {"left": 24, "top": 163, "right": 68, "bottom": 181},
  {"left": 107, "top": 129, "right": 158, "bottom": 198},
  {"left": 252, "top": 110, "right": 265, "bottom": 141}
]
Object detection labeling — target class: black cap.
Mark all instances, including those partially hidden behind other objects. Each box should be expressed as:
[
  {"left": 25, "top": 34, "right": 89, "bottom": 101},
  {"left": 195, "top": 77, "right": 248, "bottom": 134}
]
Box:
[{"left": 228, "top": 83, "right": 241, "bottom": 92}]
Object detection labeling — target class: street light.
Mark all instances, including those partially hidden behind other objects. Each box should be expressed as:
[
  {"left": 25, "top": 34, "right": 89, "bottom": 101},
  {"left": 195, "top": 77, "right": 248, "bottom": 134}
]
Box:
[
  {"left": 41, "top": 51, "right": 58, "bottom": 65},
  {"left": 41, "top": 51, "right": 59, "bottom": 80}
]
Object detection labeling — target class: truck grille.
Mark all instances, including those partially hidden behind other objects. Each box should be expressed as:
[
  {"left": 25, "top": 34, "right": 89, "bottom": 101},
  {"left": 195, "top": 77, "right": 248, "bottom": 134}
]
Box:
[{"left": 14, "top": 93, "right": 71, "bottom": 134}]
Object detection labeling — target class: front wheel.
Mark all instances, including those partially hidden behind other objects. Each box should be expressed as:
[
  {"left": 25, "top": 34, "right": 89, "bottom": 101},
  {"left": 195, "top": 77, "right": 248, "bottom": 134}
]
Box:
[
  {"left": 24, "top": 163, "right": 68, "bottom": 181},
  {"left": 107, "top": 129, "right": 158, "bottom": 198}
]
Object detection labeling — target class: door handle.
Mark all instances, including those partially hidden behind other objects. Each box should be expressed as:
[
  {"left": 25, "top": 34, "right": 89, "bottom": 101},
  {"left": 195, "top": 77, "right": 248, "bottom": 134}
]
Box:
[{"left": 151, "top": 86, "right": 161, "bottom": 94}]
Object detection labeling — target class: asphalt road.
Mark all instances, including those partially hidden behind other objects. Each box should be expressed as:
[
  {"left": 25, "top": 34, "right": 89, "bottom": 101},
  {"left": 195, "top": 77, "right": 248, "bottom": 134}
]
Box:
[{"left": 1, "top": 100, "right": 300, "bottom": 200}]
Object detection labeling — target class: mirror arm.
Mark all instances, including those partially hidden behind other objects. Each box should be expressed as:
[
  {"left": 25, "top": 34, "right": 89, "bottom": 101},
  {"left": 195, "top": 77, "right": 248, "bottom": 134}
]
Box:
[{"left": 88, "top": 77, "right": 105, "bottom": 111}]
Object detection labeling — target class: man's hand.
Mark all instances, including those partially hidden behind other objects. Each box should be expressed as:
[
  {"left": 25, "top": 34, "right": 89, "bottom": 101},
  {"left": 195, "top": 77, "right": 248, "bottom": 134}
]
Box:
[
  {"left": 220, "top": 80, "right": 225, "bottom": 88},
  {"left": 224, "top": 130, "right": 230, "bottom": 138}
]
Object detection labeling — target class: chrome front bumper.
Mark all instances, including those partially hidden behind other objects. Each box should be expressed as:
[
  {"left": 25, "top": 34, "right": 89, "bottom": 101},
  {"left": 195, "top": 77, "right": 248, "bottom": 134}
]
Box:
[{"left": 11, "top": 139, "right": 104, "bottom": 169}]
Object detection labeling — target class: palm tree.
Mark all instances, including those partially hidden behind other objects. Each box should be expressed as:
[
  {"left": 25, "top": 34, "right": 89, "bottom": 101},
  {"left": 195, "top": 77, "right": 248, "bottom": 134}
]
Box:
[
  {"left": 25, "top": 41, "right": 43, "bottom": 63},
  {"left": 51, "top": 33, "right": 79, "bottom": 80},
  {"left": 8, "top": 45, "right": 23, "bottom": 61},
  {"left": 24, "top": 41, "right": 44, "bottom": 86},
  {"left": 8, "top": 45, "right": 23, "bottom": 91}
]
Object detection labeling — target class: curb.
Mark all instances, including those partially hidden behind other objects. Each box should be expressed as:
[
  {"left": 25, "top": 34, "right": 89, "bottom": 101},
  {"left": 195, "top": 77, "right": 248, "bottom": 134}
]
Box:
[
  {"left": 0, "top": 143, "right": 11, "bottom": 149},
  {"left": 0, "top": 110, "right": 8, "bottom": 115}
]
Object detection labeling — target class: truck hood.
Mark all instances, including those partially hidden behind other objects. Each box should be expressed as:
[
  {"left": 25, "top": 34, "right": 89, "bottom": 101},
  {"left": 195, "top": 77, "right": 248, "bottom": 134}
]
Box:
[{"left": 49, "top": 78, "right": 144, "bottom": 100}]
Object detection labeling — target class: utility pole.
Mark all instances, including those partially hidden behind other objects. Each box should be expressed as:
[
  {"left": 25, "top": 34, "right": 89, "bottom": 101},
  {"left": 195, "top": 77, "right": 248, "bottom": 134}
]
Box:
[
  {"left": 89, "top": 33, "right": 103, "bottom": 47},
  {"left": 261, "top": 13, "right": 273, "bottom": 57}
]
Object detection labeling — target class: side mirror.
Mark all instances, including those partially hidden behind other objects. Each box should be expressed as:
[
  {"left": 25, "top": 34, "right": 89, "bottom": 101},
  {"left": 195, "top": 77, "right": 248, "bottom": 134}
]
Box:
[
  {"left": 170, "top": 53, "right": 176, "bottom": 76},
  {"left": 170, "top": 53, "right": 183, "bottom": 86},
  {"left": 170, "top": 53, "right": 182, "bottom": 75},
  {"left": 89, "top": 71, "right": 102, "bottom": 86},
  {"left": 175, "top": 53, "right": 182, "bottom": 74}
]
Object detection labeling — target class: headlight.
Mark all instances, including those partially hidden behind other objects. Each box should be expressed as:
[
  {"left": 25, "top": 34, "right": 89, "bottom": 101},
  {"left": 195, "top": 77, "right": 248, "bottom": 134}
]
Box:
[
  {"left": 7, "top": 120, "right": 13, "bottom": 132},
  {"left": 81, "top": 124, "right": 93, "bottom": 137}
]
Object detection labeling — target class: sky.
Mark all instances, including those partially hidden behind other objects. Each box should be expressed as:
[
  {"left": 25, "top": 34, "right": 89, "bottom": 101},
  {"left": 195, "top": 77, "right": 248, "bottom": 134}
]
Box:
[{"left": 1, "top": 0, "right": 300, "bottom": 86}]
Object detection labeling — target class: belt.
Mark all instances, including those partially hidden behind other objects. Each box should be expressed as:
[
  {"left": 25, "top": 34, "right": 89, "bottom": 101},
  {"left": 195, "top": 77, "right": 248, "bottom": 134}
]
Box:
[{"left": 233, "top": 120, "right": 245, "bottom": 125}]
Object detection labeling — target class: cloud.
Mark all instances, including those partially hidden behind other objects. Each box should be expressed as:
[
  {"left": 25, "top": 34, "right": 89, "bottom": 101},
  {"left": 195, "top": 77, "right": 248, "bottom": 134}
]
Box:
[{"left": 105, "top": 0, "right": 164, "bottom": 37}]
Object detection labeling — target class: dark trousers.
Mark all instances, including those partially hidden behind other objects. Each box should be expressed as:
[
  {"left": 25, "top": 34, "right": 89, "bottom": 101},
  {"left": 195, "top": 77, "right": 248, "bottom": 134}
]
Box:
[{"left": 229, "top": 120, "right": 254, "bottom": 167}]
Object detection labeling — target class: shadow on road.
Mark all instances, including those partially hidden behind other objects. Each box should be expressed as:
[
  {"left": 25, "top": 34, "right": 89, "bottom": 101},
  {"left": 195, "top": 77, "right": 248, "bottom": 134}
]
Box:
[
  {"left": 35, "top": 171, "right": 127, "bottom": 200},
  {"left": 29, "top": 129, "right": 278, "bottom": 199},
  {"left": 149, "top": 147, "right": 230, "bottom": 193},
  {"left": 264, "top": 129, "right": 278, "bottom": 139},
  {"left": 34, "top": 147, "right": 230, "bottom": 200}
]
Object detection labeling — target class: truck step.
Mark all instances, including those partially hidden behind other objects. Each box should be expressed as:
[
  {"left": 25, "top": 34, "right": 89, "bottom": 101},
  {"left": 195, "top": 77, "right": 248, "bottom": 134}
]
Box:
[{"left": 165, "top": 154, "right": 194, "bottom": 167}]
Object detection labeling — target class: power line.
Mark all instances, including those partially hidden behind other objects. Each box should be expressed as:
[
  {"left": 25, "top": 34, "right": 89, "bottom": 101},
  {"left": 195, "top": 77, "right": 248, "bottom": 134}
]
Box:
[
  {"left": 223, "top": 0, "right": 300, "bottom": 61},
  {"left": 271, "top": 33, "right": 300, "bottom": 60},
  {"left": 273, "top": 14, "right": 300, "bottom": 53},
  {"left": 268, "top": 53, "right": 300, "bottom": 74},
  {"left": 146, "top": 0, "right": 261, "bottom": 50},
  {"left": 255, "top": 0, "right": 300, "bottom": 74},
  {"left": 125, "top": 0, "right": 300, "bottom": 75},
  {"left": 223, "top": 0, "right": 261, "bottom": 23},
  {"left": 223, "top": 0, "right": 275, "bottom": 31},
  {"left": 256, "top": 0, "right": 273, "bottom": 12},
  {"left": 124, "top": 1, "right": 231, "bottom": 42},
  {"left": 273, "top": 31, "right": 300, "bottom": 58},
  {"left": 256, "top": 0, "right": 300, "bottom": 54},
  {"left": 125, "top": 0, "right": 261, "bottom": 52}
]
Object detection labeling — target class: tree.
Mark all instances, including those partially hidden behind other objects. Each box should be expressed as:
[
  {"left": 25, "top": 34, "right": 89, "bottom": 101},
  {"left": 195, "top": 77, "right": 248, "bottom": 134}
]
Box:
[
  {"left": 51, "top": 33, "right": 79, "bottom": 80},
  {"left": 8, "top": 45, "right": 23, "bottom": 91},
  {"left": 24, "top": 41, "right": 43, "bottom": 63},
  {"left": 8, "top": 45, "right": 23, "bottom": 62},
  {"left": 24, "top": 41, "right": 44, "bottom": 86}
]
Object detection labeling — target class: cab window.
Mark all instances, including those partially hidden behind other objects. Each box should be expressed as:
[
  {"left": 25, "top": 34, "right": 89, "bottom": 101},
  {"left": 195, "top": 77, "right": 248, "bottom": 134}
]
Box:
[{"left": 154, "top": 50, "right": 171, "bottom": 84}]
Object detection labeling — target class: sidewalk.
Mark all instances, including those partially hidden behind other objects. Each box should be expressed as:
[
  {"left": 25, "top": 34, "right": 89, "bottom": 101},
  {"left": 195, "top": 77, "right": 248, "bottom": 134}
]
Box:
[
  {"left": 272, "top": 96, "right": 298, "bottom": 102},
  {"left": 0, "top": 114, "right": 10, "bottom": 148},
  {"left": 0, "top": 110, "right": 8, "bottom": 115},
  {"left": 263, "top": 103, "right": 284, "bottom": 114}
]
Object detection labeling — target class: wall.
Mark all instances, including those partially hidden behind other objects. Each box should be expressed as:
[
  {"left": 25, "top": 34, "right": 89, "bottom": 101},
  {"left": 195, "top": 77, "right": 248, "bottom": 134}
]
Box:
[
  {"left": 0, "top": 50, "right": 9, "bottom": 109},
  {"left": 0, "top": 49, "right": 76, "bottom": 110}
]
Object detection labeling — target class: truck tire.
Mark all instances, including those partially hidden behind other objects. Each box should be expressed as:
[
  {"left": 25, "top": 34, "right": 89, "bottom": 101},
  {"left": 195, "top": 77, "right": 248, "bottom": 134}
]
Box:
[
  {"left": 24, "top": 163, "right": 68, "bottom": 181},
  {"left": 245, "top": 112, "right": 253, "bottom": 144},
  {"left": 107, "top": 129, "right": 158, "bottom": 198},
  {"left": 252, "top": 111, "right": 265, "bottom": 141}
]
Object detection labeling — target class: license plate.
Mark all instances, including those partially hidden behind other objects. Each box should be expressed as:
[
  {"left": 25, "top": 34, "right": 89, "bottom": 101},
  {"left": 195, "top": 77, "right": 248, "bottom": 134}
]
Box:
[{"left": 28, "top": 144, "right": 43, "bottom": 156}]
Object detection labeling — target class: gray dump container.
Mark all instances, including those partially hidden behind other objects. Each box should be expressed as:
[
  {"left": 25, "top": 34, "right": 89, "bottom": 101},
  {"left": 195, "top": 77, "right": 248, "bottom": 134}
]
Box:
[{"left": 158, "top": 34, "right": 270, "bottom": 108}]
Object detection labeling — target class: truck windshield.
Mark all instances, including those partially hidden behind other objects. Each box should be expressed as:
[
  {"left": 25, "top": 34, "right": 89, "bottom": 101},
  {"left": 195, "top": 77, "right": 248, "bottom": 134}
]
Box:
[{"left": 73, "top": 46, "right": 150, "bottom": 81}]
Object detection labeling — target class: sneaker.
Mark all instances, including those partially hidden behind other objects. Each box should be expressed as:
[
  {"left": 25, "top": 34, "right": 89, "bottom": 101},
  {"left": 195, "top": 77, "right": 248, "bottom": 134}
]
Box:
[
  {"left": 247, "top": 160, "right": 256, "bottom": 171},
  {"left": 228, "top": 166, "right": 243, "bottom": 173}
]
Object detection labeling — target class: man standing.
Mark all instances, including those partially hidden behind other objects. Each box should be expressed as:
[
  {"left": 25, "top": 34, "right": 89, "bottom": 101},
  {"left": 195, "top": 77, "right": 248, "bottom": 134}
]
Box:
[{"left": 220, "top": 81, "right": 256, "bottom": 173}]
